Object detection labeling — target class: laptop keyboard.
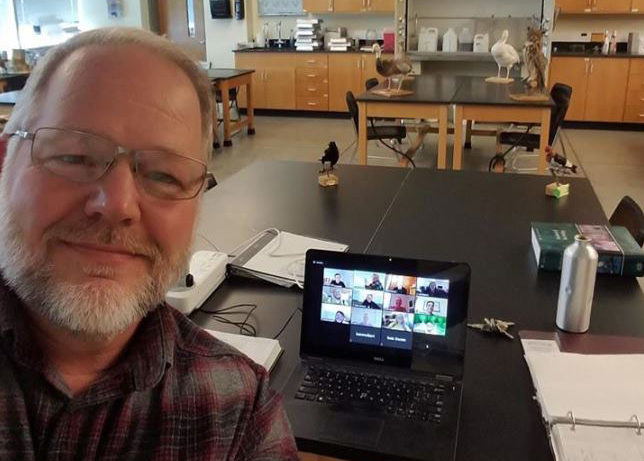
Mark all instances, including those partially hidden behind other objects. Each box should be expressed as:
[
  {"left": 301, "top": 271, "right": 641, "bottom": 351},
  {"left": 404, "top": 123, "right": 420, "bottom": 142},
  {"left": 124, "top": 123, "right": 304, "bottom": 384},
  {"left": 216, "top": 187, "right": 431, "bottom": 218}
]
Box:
[{"left": 295, "top": 365, "right": 448, "bottom": 423}]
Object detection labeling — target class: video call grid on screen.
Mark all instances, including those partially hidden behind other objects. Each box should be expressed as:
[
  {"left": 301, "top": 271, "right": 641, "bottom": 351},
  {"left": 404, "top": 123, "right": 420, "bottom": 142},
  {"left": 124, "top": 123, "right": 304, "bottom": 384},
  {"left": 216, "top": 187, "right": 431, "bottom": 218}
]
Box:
[{"left": 321, "top": 268, "right": 450, "bottom": 350}]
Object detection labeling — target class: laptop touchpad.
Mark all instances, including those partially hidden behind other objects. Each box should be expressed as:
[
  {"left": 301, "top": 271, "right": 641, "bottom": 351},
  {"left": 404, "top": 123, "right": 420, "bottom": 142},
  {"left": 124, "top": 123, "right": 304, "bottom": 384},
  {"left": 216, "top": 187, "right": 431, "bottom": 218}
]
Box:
[{"left": 319, "top": 414, "right": 384, "bottom": 448}]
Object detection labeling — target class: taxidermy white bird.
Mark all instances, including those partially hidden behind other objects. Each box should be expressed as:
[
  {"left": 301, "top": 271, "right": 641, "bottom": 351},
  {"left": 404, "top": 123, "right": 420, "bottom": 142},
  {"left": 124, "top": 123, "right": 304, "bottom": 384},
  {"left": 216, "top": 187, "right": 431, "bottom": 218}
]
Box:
[
  {"left": 372, "top": 43, "right": 412, "bottom": 91},
  {"left": 491, "top": 30, "right": 520, "bottom": 79}
]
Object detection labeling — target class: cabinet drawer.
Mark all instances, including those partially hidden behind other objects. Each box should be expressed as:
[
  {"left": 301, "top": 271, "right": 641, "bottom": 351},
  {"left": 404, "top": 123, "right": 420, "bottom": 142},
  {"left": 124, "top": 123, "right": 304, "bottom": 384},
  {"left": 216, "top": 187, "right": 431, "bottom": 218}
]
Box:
[
  {"left": 296, "top": 79, "right": 329, "bottom": 96},
  {"left": 296, "top": 68, "right": 328, "bottom": 85},
  {"left": 296, "top": 54, "right": 328, "bottom": 68},
  {"left": 629, "top": 59, "right": 644, "bottom": 77},
  {"left": 297, "top": 95, "right": 329, "bottom": 111},
  {"left": 623, "top": 103, "right": 644, "bottom": 122}
]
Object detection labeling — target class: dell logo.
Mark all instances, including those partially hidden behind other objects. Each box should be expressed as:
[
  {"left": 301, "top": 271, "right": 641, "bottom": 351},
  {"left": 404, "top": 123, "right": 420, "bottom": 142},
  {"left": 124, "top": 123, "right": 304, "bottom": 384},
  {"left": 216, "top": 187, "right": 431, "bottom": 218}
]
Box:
[{"left": 373, "top": 356, "right": 385, "bottom": 362}]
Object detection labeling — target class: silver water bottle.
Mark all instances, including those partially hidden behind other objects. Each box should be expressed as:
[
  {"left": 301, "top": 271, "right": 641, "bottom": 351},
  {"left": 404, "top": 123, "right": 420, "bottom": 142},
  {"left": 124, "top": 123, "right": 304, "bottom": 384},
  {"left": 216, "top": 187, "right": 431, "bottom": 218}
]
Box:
[{"left": 556, "top": 235, "right": 598, "bottom": 333}]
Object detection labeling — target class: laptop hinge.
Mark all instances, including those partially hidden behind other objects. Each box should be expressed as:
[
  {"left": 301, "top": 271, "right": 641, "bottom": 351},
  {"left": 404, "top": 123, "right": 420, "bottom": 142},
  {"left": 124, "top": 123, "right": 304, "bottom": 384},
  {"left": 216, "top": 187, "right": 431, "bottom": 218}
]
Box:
[{"left": 435, "top": 374, "right": 454, "bottom": 382}]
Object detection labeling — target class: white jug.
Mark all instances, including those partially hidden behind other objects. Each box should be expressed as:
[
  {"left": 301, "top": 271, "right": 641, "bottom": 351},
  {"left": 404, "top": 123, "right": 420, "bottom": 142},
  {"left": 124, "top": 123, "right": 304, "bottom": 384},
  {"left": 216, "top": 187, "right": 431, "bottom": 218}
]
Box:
[{"left": 442, "top": 28, "right": 458, "bottom": 52}]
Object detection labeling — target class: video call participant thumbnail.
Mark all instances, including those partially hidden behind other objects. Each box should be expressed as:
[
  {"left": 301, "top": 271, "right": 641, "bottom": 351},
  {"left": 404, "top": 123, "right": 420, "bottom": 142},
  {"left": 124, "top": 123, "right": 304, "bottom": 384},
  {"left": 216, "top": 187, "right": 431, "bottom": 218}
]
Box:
[
  {"left": 362, "top": 293, "right": 380, "bottom": 309},
  {"left": 382, "top": 312, "right": 413, "bottom": 332},
  {"left": 350, "top": 307, "right": 382, "bottom": 328},
  {"left": 322, "top": 286, "right": 352, "bottom": 306},
  {"left": 365, "top": 273, "right": 384, "bottom": 290},
  {"left": 329, "top": 273, "right": 346, "bottom": 287},
  {"left": 321, "top": 304, "right": 351, "bottom": 324},
  {"left": 418, "top": 279, "right": 449, "bottom": 298},
  {"left": 387, "top": 294, "right": 414, "bottom": 313},
  {"left": 413, "top": 314, "right": 447, "bottom": 336}
]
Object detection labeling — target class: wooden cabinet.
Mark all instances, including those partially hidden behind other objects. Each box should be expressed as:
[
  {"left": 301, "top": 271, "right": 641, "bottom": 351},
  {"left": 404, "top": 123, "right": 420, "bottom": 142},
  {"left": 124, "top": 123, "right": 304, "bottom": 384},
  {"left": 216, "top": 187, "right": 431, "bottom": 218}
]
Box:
[
  {"left": 623, "top": 59, "right": 644, "bottom": 123},
  {"left": 584, "top": 59, "right": 629, "bottom": 121},
  {"left": 302, "top": 0, "right": 333, "bottom": 12},
  {"left": 549, "top": 57, "right": 630, "bottom": 122},
  {"left": 296, "top": 54, "right": 329, "bottom": 111},
  {"left": 549, "top": 57, "right": 589, "bottom": 120},
  {"left": 632, "top": 0, "right": 644, "bottom": 12},
  {"left": 556, "top": 0, "right": 631, "bottom": 12},
  {"left": 329, "top": 54, "right": 363, "bottom": 111},
  {"left": 234, "top": 53, "right": 295, "bottom": 110},
  {"left": 303, "top": 0, "right": 393, "bottom": 12}
]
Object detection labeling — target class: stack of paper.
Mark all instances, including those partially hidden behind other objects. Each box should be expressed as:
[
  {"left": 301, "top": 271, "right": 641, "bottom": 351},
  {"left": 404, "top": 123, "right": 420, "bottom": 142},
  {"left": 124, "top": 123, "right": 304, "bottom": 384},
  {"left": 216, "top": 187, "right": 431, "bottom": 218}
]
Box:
[
  {"left": 329, "top": 38, "right": 351, "bottom": 52},
  {"left": 206, "top": 329, "right": 282, "bottom": 372},
  {"left": 521, "top": 338, "right": 644, "bottom": 460},
  {"left": 296, "top": 19, "right": 323, "bottom": 51}
]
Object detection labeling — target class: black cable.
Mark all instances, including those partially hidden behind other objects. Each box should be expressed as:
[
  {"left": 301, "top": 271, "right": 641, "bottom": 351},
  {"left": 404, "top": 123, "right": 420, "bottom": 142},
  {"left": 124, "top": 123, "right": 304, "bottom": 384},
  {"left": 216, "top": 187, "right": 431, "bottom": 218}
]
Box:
[
  {"left": 273, "top": 307, "right": 303, "bottom": 339},
  {"left": 369, "top": 119, "right": 417, "bottom": 168},
  {"left": 198, "top": 303, "right": 258, "bottom": 336},
  {"left": 488, "top": 125, "right": 533, "bottom": 172}
]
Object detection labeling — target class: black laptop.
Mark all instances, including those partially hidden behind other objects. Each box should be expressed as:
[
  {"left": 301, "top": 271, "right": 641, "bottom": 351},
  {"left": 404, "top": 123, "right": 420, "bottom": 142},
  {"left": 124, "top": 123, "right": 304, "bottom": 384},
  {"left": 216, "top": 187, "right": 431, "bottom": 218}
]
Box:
[{"left": 283, "top": 249, "right": 470, "bottom": 461}]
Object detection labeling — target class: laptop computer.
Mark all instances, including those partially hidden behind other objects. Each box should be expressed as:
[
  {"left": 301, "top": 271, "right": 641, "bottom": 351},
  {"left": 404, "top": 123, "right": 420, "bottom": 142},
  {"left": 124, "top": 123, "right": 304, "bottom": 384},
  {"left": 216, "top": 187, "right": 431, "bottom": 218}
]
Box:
[{"left": 283, "top": 249, "right": 470, "bottom": 461}]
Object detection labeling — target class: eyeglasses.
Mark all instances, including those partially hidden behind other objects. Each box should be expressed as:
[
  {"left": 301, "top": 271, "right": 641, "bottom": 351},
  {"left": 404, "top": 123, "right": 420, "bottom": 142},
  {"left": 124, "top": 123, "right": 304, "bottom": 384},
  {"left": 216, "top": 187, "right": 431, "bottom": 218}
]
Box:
[{"left": 9, "top": 127, "right": 207, "bottom": 200}]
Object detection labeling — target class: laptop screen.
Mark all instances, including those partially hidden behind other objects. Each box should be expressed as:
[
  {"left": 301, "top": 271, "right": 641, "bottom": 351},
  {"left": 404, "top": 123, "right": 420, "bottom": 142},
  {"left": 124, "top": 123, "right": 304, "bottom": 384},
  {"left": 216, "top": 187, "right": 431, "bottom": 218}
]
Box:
[{"left": 302, "top": 250, "right": 470, "bottom": 375}]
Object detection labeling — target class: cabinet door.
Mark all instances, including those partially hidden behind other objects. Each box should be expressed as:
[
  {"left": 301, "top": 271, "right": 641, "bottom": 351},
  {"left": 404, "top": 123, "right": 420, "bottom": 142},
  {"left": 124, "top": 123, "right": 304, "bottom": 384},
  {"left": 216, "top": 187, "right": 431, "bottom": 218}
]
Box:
[
  {"left": 632, "top": 0, "right": 644, "bottom": 12},
  {"left": 235, "top": 54, "right": 267, "bottom": 109},
  {"left": 329, "top": 54, "right": 363, "bottom": 112},
  {"left": 592, "top": 0, "right": 631, "bottom": 12},
  {"left": 368, "top": 0, "right": 395, "bottom": 11},
  {"left": 556, "top": 0, "right": 591, "bottom": 12},
  {"left": 302, "top": 0, "right": 333, "bottom": 12},
  {"left": 624, "top": 59, "right": 644, "bottom": 122},
  {"left": 585, "top": 59, "right": 629, "bottom": 122},
  {"left": 265, "top": 67, "right": 296, "bottom": 109},
  {"left": 549, "top": 57, "right": 588, "bottom": 121},
  {"left": 334, "top": 0, "right": 366, "bottom": 11}
]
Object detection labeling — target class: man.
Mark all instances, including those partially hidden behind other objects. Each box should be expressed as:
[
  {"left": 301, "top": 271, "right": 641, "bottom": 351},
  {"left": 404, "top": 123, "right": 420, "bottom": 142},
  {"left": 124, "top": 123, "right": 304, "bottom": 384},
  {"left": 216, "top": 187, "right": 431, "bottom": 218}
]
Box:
[
  {"left": 392, "top": 281, "right": 408, "bottom": 295},
  {"left": 422, "top": 281, "right": 448, "bottom": 298},
  {"left": 391, "top": 296, "right": 407, "bottom": 312},
  {"left": 362, "top": 293, "right": 380, "bottom": 309},
  {"left": 335, "top": 310, "right": 346, "bottom": 323},
  {"left": 0, "top": 28, "right": 297, "bottom": 459},
  {"left": 329, "top": 272, "right": 346, "bottom": 288},
  {"left": 365, "top": 273, "right": 383, "bottom": 290}
]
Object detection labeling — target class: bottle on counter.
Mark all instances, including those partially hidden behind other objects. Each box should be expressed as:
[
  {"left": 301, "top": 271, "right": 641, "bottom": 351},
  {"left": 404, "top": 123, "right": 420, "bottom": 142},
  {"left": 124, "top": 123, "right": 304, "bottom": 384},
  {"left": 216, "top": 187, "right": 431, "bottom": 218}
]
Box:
[
  {"left": 555, "top": 235, "right": 598, "bottom": 333},
  {"left": 458, "top": 27, "right": 473, "bottom": 52},
  {"left": 442, "top": 28, "right": 458, "bottom": 52},
  {"left": 609, "top": 30, "right": 618, "bottom": 54},
  {"left": 601, "top": 30, "right": 610, "bottom": 55}
]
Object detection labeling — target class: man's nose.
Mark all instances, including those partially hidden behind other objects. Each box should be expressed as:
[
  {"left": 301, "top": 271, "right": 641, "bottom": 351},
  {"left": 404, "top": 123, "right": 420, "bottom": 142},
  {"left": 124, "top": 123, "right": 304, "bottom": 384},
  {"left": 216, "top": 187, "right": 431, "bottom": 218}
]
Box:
[{"left": 83, "top": 158, "right": 142, "bottom": 225}]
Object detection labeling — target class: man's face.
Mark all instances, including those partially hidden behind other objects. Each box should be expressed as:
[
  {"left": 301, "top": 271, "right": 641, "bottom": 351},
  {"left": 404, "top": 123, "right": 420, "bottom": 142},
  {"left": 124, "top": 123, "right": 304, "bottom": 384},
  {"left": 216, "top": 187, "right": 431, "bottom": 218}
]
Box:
[
  {"left": 429, "top": 282, "right": 436, "bottom": 291},
  {"left": 335, "top": 312, "right": 344, "bottom": 323},
  {"left": 0, "top": 44, "right": 203, "bottom": 337},
  {"left": 367, "top": 294, "right": 373, "bottom": 302},
  {"left": 332, "top": 288, "right": 341, "bottom": 299},
  {"left": 334, "top": 274, "right": 341, "bottom": 282},
  {"left": 372, "top": 273, "right": 379, "bottom": 282},
  {"left": 394, "top": 297, "right": 402, "bottom": 307}
]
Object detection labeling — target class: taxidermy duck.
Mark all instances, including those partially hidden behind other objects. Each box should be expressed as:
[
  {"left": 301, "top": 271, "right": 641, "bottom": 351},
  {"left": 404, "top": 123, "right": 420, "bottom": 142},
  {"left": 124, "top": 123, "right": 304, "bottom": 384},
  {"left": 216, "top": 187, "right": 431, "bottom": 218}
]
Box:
[
  {"left": 372, "top": 43, "right": 412, "bottom": 91},
  {"left": 491, "top": 30, "right": 520, "bottom": 80}
]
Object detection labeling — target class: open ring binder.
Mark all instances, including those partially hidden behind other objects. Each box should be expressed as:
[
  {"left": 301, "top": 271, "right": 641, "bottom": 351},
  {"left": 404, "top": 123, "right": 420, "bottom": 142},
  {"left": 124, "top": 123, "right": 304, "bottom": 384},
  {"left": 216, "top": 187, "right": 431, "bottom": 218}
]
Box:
[
  {"left": 566, "top": 411, "right": 576, "bottom": 431},
  {"left": 631, "top": 414, "right": 642, "bottom": 435}
]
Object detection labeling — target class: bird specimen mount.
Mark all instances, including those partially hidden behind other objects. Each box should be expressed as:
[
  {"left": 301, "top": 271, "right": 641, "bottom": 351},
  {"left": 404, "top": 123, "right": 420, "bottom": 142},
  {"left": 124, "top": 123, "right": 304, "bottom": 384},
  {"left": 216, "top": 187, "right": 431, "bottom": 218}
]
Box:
[
  {"left": 486, "top": 30, "right": 520, "bottom": 84},
  {"left": 318, "top": 141, "right": 340, "bottom": 187},
  {"left": 545, "top": 146, "right": 578, "bottom": 199},
  {"left": 369, "top": 44, "right": 414, "bottom": 97},
  {"left": 510, "top": 23, "right": 550, "bottom": 102}
]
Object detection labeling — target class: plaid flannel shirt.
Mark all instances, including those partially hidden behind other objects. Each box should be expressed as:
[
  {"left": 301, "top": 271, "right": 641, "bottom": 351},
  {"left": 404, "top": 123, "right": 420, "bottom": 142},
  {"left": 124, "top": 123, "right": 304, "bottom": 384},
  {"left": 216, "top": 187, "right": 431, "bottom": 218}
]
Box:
[{"left": 0, "top": 283, "right": 298, "bottom": 460}]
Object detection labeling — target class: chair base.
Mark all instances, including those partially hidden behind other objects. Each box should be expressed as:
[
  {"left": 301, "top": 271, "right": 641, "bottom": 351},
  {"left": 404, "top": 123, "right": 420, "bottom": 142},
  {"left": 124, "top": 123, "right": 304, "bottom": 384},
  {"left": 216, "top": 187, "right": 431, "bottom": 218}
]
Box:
[
  {"left": 248, "top": 128, "right": 256, "bottom": 135},
  {"left": 223, "top": 140, "right": 233, "bottom": 147}
]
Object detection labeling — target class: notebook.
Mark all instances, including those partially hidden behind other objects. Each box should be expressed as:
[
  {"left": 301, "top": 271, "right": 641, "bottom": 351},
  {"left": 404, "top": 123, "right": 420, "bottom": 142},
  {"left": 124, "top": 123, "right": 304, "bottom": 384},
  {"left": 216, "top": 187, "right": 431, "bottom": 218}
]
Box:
[
  {"left": 521, "top": 336, "right": 644, "bottom": 461},
  {"left": 283, "top": 249, "right": 471, "bottom": 461}
]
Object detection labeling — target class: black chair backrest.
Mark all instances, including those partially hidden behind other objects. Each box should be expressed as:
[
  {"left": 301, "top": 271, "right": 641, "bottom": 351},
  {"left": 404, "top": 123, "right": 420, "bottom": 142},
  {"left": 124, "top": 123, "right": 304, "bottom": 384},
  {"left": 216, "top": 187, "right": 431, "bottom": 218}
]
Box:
[
  {"left": 365, "top": 78, "right": 379, "bottom": 91},
  {"left": 609, "top": 196, "right": 644, "bottom": 247},
  {"left": 346, "top": 91, "right": 359, "bottom": 131},
  {"left": 548, "top": 83, "right": 572, "bottom": 145}
]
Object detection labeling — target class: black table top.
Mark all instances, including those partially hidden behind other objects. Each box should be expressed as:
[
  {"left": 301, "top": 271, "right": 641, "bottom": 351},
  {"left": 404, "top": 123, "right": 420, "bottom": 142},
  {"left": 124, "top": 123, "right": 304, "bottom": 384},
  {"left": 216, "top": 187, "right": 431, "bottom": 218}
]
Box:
[
  {"left": 357, "top": 74, "right": 555, "bottom": 107},
  {"left": 190, "top": 161, "right": 643, "bottom": 461},
  {"left": 206, "top": 68, "right": 254, "bottom": 81},
  {"left": 0, "top": 90, "right": 19, "bottom": 105}
]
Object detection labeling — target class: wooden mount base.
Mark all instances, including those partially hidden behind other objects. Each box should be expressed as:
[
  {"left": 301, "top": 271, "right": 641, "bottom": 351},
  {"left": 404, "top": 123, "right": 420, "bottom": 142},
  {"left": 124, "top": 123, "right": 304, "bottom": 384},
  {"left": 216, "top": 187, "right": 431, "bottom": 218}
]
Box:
[
  {"left": 370, "top": 88, "right": 414, "bottom": 97},
  {"left": 485, "top": 76, "right": 514, "bottom": 84},
  {"left": 318, "top": 172, "right": 339, "bottom": 187},
  {"left": 545, "top": 182, "right": 570, "bottom": 198},
  {"left": 509, "top": 93, "right": 550, "bottom": 102}
]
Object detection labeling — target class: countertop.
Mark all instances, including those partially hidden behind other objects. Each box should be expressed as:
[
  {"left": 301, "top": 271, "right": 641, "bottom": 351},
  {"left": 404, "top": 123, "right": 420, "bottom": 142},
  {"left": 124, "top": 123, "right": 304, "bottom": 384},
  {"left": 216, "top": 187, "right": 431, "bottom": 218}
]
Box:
[{"left": 551, "top": 51, "right": 644, "bottom": 58}]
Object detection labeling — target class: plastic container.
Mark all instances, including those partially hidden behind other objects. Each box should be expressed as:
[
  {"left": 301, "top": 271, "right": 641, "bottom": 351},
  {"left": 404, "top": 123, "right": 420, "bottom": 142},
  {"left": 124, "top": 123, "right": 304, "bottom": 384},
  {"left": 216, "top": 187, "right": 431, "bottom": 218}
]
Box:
[
  {"left": 473, "top": 33, "right": 489, "bottom": 53},
  {"left": 418, "top": 27, "right": 438, "bottom": 52},
  {"left": 458, "top": 27, "right": 473, "bottom": 52},
  {"left": 442, "top": 28, "right": 458, "bottom": 52}
]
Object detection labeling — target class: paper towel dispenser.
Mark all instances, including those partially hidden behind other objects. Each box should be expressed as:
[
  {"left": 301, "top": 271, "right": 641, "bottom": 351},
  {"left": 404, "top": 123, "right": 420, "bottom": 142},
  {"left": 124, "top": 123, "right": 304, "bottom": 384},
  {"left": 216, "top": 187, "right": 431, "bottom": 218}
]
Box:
[{"left": 210, "top": 0, "right": 231, "bottom": 18}]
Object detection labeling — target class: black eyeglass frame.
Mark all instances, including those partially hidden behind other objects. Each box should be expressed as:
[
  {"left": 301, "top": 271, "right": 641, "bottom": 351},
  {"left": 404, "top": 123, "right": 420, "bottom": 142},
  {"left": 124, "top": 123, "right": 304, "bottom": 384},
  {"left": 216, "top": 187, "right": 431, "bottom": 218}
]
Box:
[{"left": 9, "top": 127, "right": 209, "bottom": 200}]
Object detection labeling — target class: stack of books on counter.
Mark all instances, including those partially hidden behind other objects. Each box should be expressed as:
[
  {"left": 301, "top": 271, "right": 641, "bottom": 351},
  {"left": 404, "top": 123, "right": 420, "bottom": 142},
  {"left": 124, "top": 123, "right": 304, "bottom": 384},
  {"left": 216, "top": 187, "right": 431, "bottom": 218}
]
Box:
[
  {"left": 295, "top": 18, "right": 323, "bottom": 51},
  {"left": 329, "top": 38, "right": 351, "bottom": 52}
]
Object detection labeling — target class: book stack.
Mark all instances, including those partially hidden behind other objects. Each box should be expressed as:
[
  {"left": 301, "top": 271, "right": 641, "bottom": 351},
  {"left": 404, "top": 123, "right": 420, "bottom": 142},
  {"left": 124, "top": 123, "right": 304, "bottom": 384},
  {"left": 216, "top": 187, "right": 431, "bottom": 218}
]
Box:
[
  {"left": 329, "top": 38, "right": 351, "bottom": 52},
  {"left": 295, "top": 18, "right": 323, "bottom": 51}
]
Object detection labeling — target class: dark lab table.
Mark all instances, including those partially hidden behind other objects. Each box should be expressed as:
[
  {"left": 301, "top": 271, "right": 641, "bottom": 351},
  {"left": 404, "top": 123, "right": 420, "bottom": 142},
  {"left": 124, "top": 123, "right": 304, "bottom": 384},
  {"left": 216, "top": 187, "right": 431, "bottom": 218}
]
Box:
[
  {"left": 191, "top": 161, "right": 644, "bottom": 461},
  {"left": 0, "top": 72, "right": 29, "bottom": 91},
  {"left": 206, "top": 68, "right": 255, "bottom": 147}
]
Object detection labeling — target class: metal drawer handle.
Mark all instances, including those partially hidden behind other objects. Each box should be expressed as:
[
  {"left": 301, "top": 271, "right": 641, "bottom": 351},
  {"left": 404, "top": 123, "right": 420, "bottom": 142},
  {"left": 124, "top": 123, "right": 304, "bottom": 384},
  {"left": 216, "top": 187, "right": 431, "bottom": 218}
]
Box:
[
  {"left": 306, "top": 59, "right": 316, "bottom": 64},
  {"left": 306, "top": 74, "right": 317, "bottom": 78},
  {"left": 307, "top": 88, "right": 317, "bottom": 92},
  {"left": 307, "top": 102, "right": 318, "bottom": 106}
]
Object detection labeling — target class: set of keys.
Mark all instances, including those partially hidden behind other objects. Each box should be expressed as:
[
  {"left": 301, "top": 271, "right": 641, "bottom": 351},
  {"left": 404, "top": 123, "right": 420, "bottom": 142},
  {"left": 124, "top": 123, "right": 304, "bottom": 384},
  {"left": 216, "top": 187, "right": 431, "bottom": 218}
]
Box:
[{"left": 467, "top": 318, "right": 515, "bottom": 340}]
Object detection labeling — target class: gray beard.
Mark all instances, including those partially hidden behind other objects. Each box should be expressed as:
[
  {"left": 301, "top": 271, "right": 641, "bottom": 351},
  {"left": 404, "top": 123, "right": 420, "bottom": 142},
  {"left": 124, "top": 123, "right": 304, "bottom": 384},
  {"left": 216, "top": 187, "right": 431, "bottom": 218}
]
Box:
[{"left": 0, "top": 178, "right": 189, "bottom": 339}]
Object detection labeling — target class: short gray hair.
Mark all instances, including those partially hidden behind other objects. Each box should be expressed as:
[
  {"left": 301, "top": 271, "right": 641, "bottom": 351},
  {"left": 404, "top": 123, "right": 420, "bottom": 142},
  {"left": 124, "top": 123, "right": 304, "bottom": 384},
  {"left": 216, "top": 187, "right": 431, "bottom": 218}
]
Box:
[{"left": 3, "top": 27, "right": 213, "bottom": 158}]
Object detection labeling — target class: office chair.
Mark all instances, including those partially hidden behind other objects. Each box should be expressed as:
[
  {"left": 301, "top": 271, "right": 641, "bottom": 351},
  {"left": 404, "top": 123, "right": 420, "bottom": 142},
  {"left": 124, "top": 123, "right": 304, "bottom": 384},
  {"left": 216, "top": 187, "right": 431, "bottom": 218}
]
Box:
[
  {"left": 609, "top": 196, "right": 644, "bottom": 247},
  {"left": 365, "top": 78, "right": 379, "bottom": 91},
  {"left": 346, "top": 91, "right": 406, "bottom": 144},
  {"left": 491, "top": 83, "right": 572, "bottom": 172}
]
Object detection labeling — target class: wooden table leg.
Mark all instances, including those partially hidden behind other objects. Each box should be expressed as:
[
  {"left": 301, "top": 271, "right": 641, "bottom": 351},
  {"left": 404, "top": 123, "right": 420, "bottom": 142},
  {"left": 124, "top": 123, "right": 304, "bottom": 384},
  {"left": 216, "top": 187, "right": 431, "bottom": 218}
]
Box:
[
  {"left": 452, "top": 105, "right": 464, "bottom": 170},
  {"left": 358, "top": 101, "right": 368, "bottom": 165},
  {"left": 538, "top": 107, "right": 550, "bottom": 174},
  {"left": 246, "top": 77, "right": 255, "bottom": 135},
  {"left": 464, "top": 119, "right": 472, "bottom": 149},
  {"left": 211, "top": 84, "right": 220, "bottom": 149},
  {"left": 221, "top": 80, "right": 232, "bottom": 147},
  {"left": 437, "top": 104, "right": 448, "bottom": 169}
]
